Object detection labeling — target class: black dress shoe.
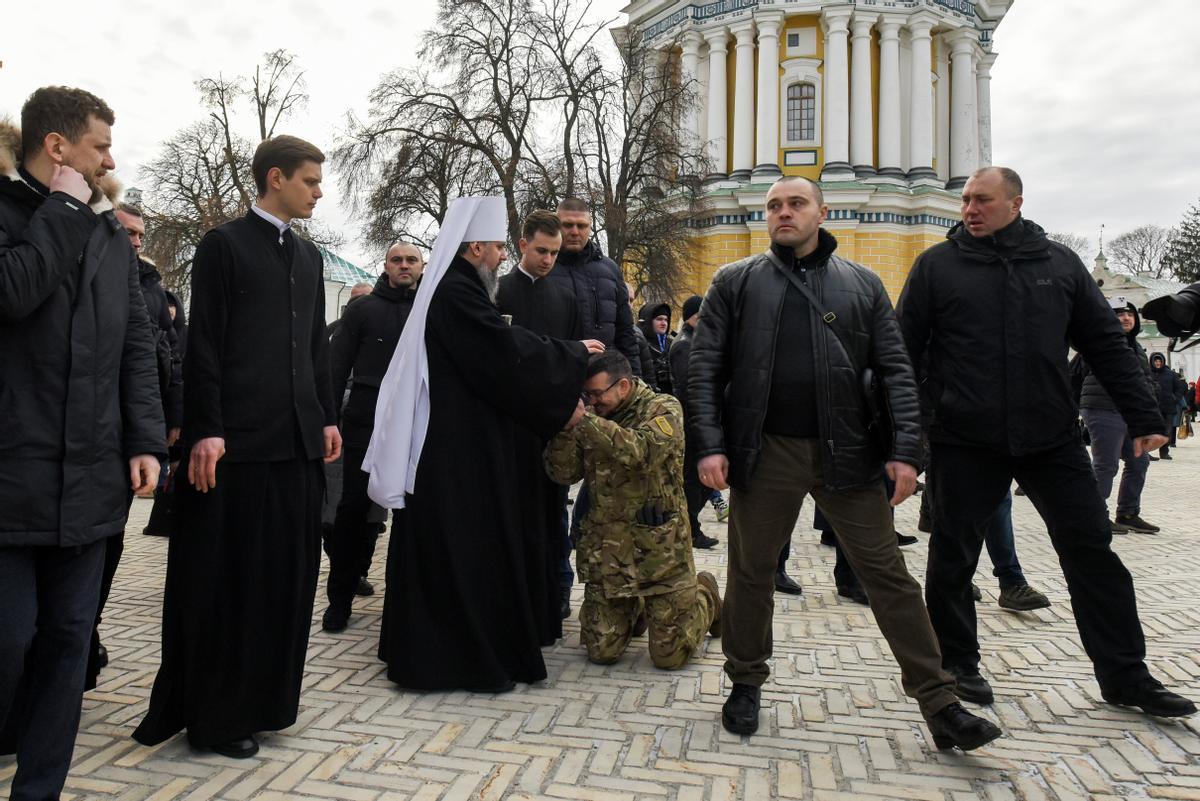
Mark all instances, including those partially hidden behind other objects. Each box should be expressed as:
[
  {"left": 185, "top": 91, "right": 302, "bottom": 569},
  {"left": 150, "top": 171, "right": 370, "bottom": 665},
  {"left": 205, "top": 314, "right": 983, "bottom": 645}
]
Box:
[
  {"left": 819, "top": 530, "right": 836, "bottom": 547},
  {"left": 560, "top": 596, "right": 572, "bottom": 620},
  {"left": 210, "top": 735, "right": 259, "bottom": 759},
  {"left": 970, "top": 582, "right": 983, "bottom": 602},
  {"left": 895, "top": 531, "right": 918, "bottom": 547},
  {"left": 926, "top": 702, "right": 1002, "bottom": 751},
  {"left": 692, "top": 532, "right": 719, "bottom": 549},
  {"left": 837, "top": 584, "right": 869, "bottom": 605},
  {"left": 722, "top": 683, "right": 760, "bottom": 735},
  {"left": 355, "top": 577, "right": 375, "bottom": 597},
  {"left": 97, "top": 644, "right": 109, "bottom": 669},
  {"left": 321, "top": 606, "right": 349, "bottom": 632},
  {"left": 774, "top": 571, "right": 802, "bottom": 595},
  {"left": 1102, "top": 678, "right": 1197, "bottom": 717},
  {"left": 947, "top": 666, "right": 994, "bottom": 705}
]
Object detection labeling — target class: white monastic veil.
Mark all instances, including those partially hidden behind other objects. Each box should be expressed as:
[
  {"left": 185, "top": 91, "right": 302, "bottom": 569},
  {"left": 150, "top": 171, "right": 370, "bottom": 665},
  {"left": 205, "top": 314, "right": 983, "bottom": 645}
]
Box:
[{"left": 363, "top": 196, "right": 508, "bottom": 508}]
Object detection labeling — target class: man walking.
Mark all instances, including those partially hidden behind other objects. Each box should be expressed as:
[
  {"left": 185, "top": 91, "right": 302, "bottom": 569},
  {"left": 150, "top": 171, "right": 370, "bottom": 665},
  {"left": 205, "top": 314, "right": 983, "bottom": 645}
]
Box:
[
  {"left": 546, "top": 352, "right": 722, "bottom": 668},
  {"left": 322, "top": 242, "right": 423, "bottom": 631},
  {"left": 1077, "top": 298, "right": 1160, "bottom": 534},
  {"left": 688, "top": 176, "right": 1000, "bottom": 751},
  {"left": 0, "top": 87, "right": 163, "bottom": 800},
  {"left": 897, "top": 166, "right": 1194, "bottom": 717},
  {"left": 135, "top": 135, "right": 342, "bottom": 758}
]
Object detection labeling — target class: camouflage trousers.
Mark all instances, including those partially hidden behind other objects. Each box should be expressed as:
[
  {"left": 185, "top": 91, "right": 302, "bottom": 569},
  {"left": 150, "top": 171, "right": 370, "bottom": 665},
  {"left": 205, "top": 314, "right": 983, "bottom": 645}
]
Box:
[{"left": 581, "top": 580, "right": 716, "bottom": 670}]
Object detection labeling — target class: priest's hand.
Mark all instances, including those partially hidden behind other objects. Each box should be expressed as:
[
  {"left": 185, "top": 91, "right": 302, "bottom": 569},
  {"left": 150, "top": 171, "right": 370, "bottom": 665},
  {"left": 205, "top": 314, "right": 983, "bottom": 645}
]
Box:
[
  {"left": 188, "top": 436, "right": 225, "bottom": 493},
  {"left": 698, "top": 454, "right": 729, "bottom": 491},
  {"left": 324, "top": 425, "right": 343, "bottom": 463},
  {"left": 1133, "top": 433, "right": 1168, "bottom": 458},
  {"left": 129, "top": 455, "right": 160, "bottom": 498},
  {"left": 564, "top": 399, "right": 587, "bottom": 430},
  {"left": 580, "top": 339, "right": 605, "bottom": 355},
  {"left": 885, "top": 461, "right": 918, "bottom": 507}
]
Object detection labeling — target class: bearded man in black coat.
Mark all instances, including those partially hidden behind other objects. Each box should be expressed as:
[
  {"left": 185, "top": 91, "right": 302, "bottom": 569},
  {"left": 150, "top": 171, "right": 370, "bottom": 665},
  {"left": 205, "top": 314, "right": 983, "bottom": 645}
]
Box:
[
  {"left": 0, "top": 88, "right": 163, "bottom": 801},
  {"left": 134, "top": 136, "right": 341, "bottom": 759}
]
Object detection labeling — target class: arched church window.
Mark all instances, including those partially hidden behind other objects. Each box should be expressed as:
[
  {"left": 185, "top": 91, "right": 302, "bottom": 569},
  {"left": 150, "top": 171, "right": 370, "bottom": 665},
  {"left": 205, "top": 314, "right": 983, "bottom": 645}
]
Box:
[{"left": 787, "top": 83, "right": 816, "bottom": 142}]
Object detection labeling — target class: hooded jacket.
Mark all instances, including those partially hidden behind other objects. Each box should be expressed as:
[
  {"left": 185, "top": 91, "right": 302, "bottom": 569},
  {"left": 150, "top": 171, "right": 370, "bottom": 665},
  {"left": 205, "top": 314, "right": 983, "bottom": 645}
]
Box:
[
  {"left": 1148, "top": 354, "right": 1188, "bottom": 420},
  {"left": 637, "top": 301, "right": 674, "bottom": 394},
  {"left": 330, "top": 272, "right": 418, "bottom": 447},
  {"left": 898, "top": 217, "right": 1164, "bottom": 453},
  {"left": 545, "top": 239, "right": 642, "bottom": 376},
  {"left": 688, "top": 229, "right": 923, "bottom": 491},
  {"left": 0, "top": 121, "right": 165, "bottom": 547},
  {"left": 1075, "top": 299, "right": 1155, "bottom": 415}
]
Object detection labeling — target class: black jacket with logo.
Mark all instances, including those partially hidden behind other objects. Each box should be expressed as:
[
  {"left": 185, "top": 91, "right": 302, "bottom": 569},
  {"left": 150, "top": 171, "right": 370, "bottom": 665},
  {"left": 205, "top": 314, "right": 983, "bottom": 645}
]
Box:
[{"left": 897, "top": 217, "right": 1164, "bottom": 453}]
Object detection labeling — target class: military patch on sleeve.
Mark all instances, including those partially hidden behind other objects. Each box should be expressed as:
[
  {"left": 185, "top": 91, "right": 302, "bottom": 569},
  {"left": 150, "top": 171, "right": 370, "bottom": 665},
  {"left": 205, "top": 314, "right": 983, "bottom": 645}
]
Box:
[{"left": 653, "top": 416, "right": 674, "bottom": 437}]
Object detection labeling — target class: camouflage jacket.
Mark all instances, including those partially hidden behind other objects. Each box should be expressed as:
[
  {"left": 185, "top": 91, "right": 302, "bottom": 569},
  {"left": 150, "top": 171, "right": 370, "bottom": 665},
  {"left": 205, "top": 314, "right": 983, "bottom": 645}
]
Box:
[{"left": 544, "top": 379, "right": 694, "bottom": 598}]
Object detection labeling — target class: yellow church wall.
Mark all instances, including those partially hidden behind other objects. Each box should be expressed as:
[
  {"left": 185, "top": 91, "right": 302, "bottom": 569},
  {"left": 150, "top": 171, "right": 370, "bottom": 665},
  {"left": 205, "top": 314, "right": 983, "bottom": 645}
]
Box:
[{"left": 776, "top": 14, "right": 822, "bottom": 181}]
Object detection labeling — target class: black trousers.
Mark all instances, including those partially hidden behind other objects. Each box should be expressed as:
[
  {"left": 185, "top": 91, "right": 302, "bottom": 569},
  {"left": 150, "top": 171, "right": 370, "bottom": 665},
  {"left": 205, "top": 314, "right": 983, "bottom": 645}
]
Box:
[
  {"left": 326, "top": 446, "right": 381, "bottom": 612},
  {"left": 85, "top": 530, "right": 125, "bottom": 689},
  {"left": 926, "top": 440, "right": 1150, "bottom": 689},
  {"left": 682, "top": 446, "right": 707, "bottom": 541},
  {"left": 0, "top": 540, "right": 106, "bottom": 801}
]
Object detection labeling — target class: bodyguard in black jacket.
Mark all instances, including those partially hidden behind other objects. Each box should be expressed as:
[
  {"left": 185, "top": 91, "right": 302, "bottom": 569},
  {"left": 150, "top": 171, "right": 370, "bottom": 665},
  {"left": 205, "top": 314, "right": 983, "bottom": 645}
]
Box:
[
  {"left": 0, "top": 91, "right": 163, "bottom": 801},
  {"left": 690, "top": 176, "right": 997, "bottom": 751},
  {"left": 897, "top": 166, "right": 1193, "bottom": 719}
]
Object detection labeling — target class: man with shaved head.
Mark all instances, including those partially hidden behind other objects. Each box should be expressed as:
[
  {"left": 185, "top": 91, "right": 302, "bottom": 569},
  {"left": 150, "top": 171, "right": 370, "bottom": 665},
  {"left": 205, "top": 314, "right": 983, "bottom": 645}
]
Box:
[
  {"left": 321, "top": 242, "right": 424, "bottom": 631},
  {"left": 689, "top": 175, "right": 1000, "bottom": 751},
  {"left": 898, "top": 166, "right": 1193, "bottom": 719}
]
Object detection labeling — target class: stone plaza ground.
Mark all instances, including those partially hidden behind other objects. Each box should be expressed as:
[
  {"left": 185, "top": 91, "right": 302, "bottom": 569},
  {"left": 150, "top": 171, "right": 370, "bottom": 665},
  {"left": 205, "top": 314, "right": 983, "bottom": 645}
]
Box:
[{"left": 4, "top": 446, "right": 1200, "bottom": 801}]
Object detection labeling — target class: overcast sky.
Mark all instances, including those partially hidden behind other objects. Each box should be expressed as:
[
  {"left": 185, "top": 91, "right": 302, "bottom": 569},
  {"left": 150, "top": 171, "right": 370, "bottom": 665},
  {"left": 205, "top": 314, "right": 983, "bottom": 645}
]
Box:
[{"left": 3, "top": 0, "right": 1197, "bottom": 269}]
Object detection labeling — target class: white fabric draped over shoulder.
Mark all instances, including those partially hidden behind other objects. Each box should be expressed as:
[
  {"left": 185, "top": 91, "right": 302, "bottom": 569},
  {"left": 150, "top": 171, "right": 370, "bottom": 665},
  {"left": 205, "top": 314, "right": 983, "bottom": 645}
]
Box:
[{"left": 363, "top": 196, "right": 508, "bottom": 508}]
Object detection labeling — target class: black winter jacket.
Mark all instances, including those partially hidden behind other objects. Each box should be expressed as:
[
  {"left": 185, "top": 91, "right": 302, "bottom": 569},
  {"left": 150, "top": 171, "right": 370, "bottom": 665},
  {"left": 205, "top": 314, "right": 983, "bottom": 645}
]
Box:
[
  {"left": 546, "top": 240, "right": 641, "bottom": 376},
  {"left": 0, "top": 168, "right": 165, "bottom": 547},
  {"left": 330, "top": 273, "right": 417, "bottom": 447},
  {"left": 668, "top": 322, "right": 694, "bottom": 415},
  {"left": 1149, "top": 355, "right": 1187, "bottom": 420},
  {"left": 139, "top": 258, "right": 183, "bottom": 430},
  {"left": 638, "top": 301, "right": 674, "bottom": 394},
  {"left": 688, "top": 230, "right": 922, "bottom": 491},
  {"left": 1076, "top": 302, "right": 1155, "bottom": 416},
  {"left": 898, "top": 217, "right": 1164, "bottom": 452}
]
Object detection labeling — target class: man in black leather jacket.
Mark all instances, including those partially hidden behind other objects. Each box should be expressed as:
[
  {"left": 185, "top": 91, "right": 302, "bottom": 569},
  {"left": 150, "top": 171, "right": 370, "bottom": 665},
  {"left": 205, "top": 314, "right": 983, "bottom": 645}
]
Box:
[
  {"left": 689, "top": 176, "right": 999, "bottom": 751},
  {"left": 898, "top": 166, "right": 1193, "bottom": 719}
]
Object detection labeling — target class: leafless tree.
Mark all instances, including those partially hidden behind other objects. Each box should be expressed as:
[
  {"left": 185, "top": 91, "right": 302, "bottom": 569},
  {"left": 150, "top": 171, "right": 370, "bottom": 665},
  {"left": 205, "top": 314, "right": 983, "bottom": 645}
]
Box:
[
  {"left": 1108, "top": 224, "right": 1173, "bottom": 279},
  {"left": 1046, "top": 231, "right": 1092, "bottom": 265},
  {"left": 140, "top": 51, "right": 333, "bottom": 294}
]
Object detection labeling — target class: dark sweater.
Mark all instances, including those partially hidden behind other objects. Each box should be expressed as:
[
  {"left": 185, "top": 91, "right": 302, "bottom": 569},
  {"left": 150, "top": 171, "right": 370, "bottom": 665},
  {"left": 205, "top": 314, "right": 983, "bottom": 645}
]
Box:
[
  {"left": 183, "top": 211, "right": 336, "bottom": 462},
  {"left": 762, "top": 234, "right": 838, "bottom": 437}
]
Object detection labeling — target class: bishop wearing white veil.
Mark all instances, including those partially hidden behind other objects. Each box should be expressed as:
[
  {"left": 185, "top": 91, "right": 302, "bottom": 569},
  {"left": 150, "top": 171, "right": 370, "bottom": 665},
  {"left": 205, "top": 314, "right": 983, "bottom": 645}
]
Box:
[{"left": 365, "top": 197, "right": 589, "bottom": 691}]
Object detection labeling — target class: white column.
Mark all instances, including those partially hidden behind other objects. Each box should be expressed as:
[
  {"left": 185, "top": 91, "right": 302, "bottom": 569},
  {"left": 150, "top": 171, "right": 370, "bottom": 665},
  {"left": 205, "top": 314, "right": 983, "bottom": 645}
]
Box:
[
  {"left": 753, "top": 14, "right": 783, "bottom": 180},
  {"left": 820, "top": 9, "right": 854, "bottom": 180},
  {"left": 874, "top": 16, "right": 904, "bottom": 179},
  {"left": 849, "top": 14, "right": 876, "bottom": 176},
  {"left": 947, "top": 30, "right": 978, "bottom": 189},
  {"left": 976, "top": 52, "right": 997, "bottom": 167},
  {"left": 705, "top": 28, "right": 730, "bottom": 179},
  {"left": 907, "top": 14, "right": 937, "bottom": 181},
  {"left": 680, "top": 32, "right": 704, "bottom": 150},
  {"left": 730, "top": 21, "right": 756, "bottom": 179},
  {"left": 936, "top": 35, "right": 950, "bottom": 183}
]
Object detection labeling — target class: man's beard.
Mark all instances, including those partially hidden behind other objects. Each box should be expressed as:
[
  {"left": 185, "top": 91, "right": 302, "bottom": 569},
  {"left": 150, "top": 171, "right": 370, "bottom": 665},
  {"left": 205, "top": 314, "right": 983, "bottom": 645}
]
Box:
[{"left": 475, "top": 263, "right": 500, "bottom": 304}]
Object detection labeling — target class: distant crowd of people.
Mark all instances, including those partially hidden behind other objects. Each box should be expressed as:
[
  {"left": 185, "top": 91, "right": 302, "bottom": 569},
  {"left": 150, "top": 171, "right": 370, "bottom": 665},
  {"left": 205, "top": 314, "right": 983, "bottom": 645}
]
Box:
[{"left": 2, "top": 85, "right": 1197, "bottom": 801}]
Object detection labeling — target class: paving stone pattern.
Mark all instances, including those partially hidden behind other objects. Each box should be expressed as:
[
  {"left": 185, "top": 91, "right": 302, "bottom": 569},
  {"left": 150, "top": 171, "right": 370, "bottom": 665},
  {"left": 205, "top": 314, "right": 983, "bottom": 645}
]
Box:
[{"left": 4, "top": 447, "right": 1200, "bottom": 800}]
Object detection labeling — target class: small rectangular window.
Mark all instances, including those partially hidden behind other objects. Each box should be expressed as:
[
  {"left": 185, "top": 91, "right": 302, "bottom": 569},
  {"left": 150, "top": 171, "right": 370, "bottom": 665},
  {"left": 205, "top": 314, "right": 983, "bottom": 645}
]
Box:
[{"left": 787, "top": 33, "right": 800, "bottom": 48}]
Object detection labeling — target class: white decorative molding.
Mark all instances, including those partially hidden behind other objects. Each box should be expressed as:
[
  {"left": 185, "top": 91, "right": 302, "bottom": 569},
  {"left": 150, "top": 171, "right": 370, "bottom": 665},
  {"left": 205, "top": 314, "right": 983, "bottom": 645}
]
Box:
[{"left": 779, "top": 57, "right": 823, "bottom": 148}]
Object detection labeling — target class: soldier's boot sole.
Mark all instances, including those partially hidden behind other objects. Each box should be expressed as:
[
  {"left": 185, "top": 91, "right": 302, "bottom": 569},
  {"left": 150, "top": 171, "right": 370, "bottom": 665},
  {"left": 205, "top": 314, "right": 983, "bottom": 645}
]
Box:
[{"left": 697, "top": 571, "right": 722, "bottom": 638}]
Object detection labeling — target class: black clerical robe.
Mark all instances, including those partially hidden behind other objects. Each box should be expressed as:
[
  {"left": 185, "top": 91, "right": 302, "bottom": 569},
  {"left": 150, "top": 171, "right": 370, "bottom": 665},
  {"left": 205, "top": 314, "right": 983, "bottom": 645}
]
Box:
[
  {"left": 497, "top": 267, "right": 580, "bottom": 644},
  {"left": 378, "top": 257, "right": 587, "bottom": 690},
  {"left": 134, "top": 211, "right": 336, "bottom": 748}
]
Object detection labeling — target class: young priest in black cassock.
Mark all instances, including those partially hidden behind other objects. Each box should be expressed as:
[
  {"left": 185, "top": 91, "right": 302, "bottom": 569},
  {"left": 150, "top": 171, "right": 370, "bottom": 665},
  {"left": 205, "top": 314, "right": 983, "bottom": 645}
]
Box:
[
  {"left": 134, "top": 136, "right": 341, "bottom": 760},
  {"left": 496, "top": 211, "right": 585, "bottom": 645}
]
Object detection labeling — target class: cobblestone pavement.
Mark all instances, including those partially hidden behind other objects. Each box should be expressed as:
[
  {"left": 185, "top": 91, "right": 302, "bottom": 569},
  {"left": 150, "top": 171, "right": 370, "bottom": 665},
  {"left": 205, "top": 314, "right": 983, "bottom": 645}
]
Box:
[{"left": 4, "top": 445, "right": 1200, "bottom": 801}]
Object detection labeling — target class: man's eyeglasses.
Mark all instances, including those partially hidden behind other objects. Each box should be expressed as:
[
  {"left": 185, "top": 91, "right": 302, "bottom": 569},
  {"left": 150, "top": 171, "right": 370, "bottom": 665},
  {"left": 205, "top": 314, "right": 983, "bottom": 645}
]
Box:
[{"left": 582, "top": 378, "right": 620, "bottom": 403}]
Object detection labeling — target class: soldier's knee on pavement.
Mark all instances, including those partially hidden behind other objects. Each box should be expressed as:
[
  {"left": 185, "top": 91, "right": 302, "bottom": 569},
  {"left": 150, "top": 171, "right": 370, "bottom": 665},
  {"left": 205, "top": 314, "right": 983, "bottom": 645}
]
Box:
[{"left": 649, "top": 640, "right": 691, "bottom": 670}]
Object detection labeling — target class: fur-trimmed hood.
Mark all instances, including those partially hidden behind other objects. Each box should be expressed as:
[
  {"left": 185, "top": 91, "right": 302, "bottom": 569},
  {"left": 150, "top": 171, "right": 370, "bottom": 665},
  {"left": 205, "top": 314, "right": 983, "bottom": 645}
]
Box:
[{"left": 0, "top": 117, "right": 113, "bottom": 214}]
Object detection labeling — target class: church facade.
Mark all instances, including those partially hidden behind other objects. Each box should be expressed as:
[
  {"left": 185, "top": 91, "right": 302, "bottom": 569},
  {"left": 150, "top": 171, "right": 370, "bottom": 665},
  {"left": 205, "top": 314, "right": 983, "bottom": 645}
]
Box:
[{"left": 622, "top": 0, "right": 1013, "bottom": 298}]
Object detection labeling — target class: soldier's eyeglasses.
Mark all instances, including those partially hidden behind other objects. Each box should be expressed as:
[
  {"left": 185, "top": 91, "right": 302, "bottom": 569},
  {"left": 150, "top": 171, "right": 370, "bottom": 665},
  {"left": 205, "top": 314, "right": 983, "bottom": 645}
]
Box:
[{"left": 582, "top": 378, "right": 620, "bottom": 402}]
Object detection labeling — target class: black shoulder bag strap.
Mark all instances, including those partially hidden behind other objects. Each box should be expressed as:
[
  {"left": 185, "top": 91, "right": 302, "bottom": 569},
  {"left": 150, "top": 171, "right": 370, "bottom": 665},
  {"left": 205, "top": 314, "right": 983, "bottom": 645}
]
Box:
[{"left": 764, "top": 250, "right": 893, "bottom": 454}]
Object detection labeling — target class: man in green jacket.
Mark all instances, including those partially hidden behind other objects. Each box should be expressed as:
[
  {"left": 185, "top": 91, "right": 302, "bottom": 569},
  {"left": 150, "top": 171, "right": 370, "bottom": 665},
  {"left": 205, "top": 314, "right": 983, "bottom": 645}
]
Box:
[{"left": 545, "top": 351, "right": 721, "bottom": 669}]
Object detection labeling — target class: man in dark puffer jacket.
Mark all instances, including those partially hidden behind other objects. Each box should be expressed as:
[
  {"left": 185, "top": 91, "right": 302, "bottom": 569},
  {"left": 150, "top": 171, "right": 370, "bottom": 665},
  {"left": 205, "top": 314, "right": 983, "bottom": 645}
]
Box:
[
  {"left": 898, "top": 166, "right": 1193, "bottom": 719},
  {"left": 689, "top": 175, "right": 999, "bottom": 751}
]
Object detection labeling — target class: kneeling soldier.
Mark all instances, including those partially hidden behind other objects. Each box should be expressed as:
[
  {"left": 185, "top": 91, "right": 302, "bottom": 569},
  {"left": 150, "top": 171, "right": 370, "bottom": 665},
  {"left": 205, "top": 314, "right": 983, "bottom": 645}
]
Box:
[{"left": 546, "top": 351, "right": 721, "bottom": 669}]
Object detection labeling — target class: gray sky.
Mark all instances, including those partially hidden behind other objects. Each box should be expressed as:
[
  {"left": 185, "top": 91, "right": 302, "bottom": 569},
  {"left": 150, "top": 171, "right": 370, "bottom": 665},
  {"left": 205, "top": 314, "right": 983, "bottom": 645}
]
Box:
[{"left": 3, "top": 0, "right": 1197, "bottom": 269}]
